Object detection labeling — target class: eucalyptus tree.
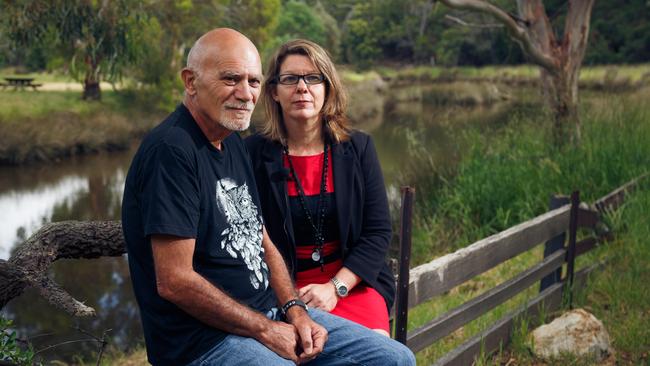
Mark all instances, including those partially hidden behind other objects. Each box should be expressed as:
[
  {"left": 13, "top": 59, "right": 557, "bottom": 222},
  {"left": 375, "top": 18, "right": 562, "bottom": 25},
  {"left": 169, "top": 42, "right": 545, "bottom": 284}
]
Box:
[
  {"left": 220, "top": 0, "right": 281, "bottom": 49},
  {"left": 4, "top": 0, "right": 147, "bottom": 100},
  {"left": 268, "top": 0, "right": 341, "bottom": 61},
  {"left": 438, "top": 0, "right": 596, "bottom": 145}
]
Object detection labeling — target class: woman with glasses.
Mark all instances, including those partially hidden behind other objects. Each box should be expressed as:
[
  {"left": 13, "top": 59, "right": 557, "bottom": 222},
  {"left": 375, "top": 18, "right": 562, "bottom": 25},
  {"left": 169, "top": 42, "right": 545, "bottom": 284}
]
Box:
[{"left": 246, "top": 39, "right": 394, "bottom": 336}]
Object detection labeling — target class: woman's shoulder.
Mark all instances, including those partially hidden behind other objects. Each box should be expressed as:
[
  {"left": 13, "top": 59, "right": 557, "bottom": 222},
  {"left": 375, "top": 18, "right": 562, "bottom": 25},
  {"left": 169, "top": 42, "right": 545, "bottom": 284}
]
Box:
[{"left": 344, "top": 129, "right": 374, "bottom": 151}]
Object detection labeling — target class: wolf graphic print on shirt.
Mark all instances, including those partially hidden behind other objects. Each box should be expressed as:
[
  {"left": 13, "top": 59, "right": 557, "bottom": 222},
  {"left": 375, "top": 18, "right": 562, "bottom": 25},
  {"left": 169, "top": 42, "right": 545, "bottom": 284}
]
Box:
[{"left": 216, "top": 178, "right": 269, "bottom": 290}]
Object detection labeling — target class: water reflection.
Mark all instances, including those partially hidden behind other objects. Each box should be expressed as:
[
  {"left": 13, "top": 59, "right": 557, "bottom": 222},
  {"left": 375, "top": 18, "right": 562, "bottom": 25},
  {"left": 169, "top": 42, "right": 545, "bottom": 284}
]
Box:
[
  {"left": 0, "top": 149, "right": 140, "bottom": 362},
  {"left": 0, "top": 176, "right": 87, "bottom": 258},
  {"left": 0, "top": 84, "right": 526, "bottom": 362},
  {"left": 0, "top": 151, "right": 131, "bottom": 257}
]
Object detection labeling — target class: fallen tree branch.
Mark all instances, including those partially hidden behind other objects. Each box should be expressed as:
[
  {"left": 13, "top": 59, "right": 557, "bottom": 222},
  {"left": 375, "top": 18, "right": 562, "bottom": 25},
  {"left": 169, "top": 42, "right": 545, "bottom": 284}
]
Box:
[{"left": 2, "top": 221, "right": 125, "bottom": 316}]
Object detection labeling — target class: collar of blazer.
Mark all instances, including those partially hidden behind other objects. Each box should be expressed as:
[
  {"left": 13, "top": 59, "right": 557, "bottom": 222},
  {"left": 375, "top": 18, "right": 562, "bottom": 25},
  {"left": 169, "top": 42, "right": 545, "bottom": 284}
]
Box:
[{"left": 260, "top": 138, "right": 355, "bottom": 254}]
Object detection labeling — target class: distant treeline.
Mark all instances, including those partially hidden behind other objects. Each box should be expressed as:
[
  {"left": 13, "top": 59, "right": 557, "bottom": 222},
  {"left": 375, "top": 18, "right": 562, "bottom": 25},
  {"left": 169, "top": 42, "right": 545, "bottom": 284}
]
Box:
[{"left": 1, "top": 0, "right": 647, "bottom": 75}]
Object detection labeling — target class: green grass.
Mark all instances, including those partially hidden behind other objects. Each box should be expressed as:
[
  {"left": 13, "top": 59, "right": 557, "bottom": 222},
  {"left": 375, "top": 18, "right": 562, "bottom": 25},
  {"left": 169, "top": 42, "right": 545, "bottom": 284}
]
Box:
[
  {"left": 339, "top": 68, "right": 384, "bottom": 83},
  {"left": 375, "top": 63, "right": 650, "bottom": 84},
  {"left": 579, "top": 64, "right": 650, "bottom": 83},
  {"left": 575, "top": 188, "right": 650, "bottom": 362},
  {"left": 0, "top": 90, "right": 126, "bottom": 121},
  {"left": 0, "top": 89, "right": 163, "bottom": 164},
  {"left": 409, "top": 246, "right": 548, "bottom": 364},
  {"left": 399, "top": 87, "right": 650, "bottom": 364},
  {"left": 488, "top": 187, "right": 650, "bottom": 365},
  {"left": 405, "top": 87, "right": 650, "bottom": 264}
]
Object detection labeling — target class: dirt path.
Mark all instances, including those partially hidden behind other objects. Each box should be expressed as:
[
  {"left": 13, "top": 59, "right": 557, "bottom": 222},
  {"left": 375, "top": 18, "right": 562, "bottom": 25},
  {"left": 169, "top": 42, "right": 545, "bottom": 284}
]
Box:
[{"left": 37, "top": 81, "right": 119, "bottom": 91}]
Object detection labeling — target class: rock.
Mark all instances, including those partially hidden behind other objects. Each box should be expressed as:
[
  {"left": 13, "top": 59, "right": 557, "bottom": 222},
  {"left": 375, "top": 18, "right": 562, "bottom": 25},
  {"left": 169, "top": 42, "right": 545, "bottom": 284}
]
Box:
[{"left": 531, "top": 308, "right": 612, "bottom": 362}]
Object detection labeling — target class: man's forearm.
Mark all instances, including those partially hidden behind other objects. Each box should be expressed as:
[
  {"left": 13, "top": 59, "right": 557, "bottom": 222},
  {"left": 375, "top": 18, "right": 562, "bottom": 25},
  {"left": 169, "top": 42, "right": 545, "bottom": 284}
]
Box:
[
  {"left": 152, "top": 234, "right": 302, "bottom": 362},
  {"left": 262, "top": 227, "right": 299, "bottom": 307},
  {"left": 152, "top": 235, "right": 271, "bottom": 338},
  {"left": 167, "top": 269, "right": 270, "bottom": 336},
  {"left": 260, "top": 228, "right": 328, "bottom": 362}
]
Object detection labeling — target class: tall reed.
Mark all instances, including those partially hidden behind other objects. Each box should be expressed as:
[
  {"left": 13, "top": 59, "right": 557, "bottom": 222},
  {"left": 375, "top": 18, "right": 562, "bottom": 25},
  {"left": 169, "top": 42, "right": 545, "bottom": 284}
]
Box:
[{"left": 404, "top": 88, "right": 650, "bottom": 265}]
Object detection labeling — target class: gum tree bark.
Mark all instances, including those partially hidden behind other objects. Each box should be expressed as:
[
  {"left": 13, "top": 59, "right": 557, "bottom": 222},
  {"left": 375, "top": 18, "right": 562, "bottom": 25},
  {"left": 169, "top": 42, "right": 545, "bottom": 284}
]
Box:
[
  {"left": 82, "top": 56, "right": 102, "bottom": 101},
  {"left": 439, "top": 0, "right": 595, "bottom": 145},
  {"left": 0, "top": 221, "right": 125, "bottom": 316}
]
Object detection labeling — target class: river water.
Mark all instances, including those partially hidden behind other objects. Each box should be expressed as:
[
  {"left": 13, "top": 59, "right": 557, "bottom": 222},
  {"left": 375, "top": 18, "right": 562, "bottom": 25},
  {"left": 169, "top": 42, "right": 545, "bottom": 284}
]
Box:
[{"left": 0, "top": 84, "right": 528, "bottom": 362}]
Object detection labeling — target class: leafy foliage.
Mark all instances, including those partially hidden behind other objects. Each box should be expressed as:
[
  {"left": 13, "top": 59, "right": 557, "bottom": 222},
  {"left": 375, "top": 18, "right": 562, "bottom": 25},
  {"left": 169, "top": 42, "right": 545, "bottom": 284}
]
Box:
[
  {"left": 585, "top": 0, "right": 650, "bottom": 64},
  {"left": 3, "top": 0, "right": 149, "bottom": 99},
  {"left": 341, "top": 2, "right": 382, "bottom": 68},
  {"left": 263, "top": 0, "right": 335, "bottom": 62},
  {"left": 221, "top": 0, "right": 281, "bottom": 48},
  {"left": 276, "top": 1, "right": 327, "bottom": 45},
  {"left": 0, "top": 317, "right": 37, "bottom": 366}
]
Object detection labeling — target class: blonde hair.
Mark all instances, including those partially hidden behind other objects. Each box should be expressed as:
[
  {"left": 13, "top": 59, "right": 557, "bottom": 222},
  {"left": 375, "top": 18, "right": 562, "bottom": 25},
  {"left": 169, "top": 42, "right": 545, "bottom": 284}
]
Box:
[{"left": 261, "top": 39, "right": 350, "bottom": 144}]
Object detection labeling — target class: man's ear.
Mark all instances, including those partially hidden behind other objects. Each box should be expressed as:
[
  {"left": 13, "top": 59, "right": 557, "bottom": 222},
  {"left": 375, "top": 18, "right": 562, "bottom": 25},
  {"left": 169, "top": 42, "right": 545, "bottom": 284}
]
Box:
[{"left": 181, "top": 68, "right": 197, "bottom": 96}]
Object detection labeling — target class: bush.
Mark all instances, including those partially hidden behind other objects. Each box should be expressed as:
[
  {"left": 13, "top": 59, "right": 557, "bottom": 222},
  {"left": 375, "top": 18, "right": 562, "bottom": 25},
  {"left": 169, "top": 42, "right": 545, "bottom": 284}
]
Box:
[{"left": 0, "top": 317, "right": 36, "bottom": 366}]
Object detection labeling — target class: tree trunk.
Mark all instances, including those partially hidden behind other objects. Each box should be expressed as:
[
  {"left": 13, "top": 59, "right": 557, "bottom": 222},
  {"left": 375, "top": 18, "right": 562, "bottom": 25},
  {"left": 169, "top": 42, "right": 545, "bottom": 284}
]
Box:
[
  {"left": 541, "top": 68, "right": 580, "bottom": 146},
  {"left": 82, "top": 78, "right": 101, "bottom": 101},
  {"left": 82, "top": 56, "right": 102, "bottom": 101},
  {"left": 439, "top": 0, "right": 595, "bottom": 147}
]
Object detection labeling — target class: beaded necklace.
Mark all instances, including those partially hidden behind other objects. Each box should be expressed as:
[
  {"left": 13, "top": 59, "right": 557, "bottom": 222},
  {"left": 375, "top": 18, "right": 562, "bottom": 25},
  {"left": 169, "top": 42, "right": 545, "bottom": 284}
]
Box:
[{"left": 284, "top": 143, "right": 329, "bottom": 271}]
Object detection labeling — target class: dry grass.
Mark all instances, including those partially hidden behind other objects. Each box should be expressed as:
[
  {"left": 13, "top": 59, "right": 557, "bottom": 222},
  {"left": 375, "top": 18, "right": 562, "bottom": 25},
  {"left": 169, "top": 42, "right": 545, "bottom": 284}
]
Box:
[
  {"left": 100, "top": 349, "right": 148, "bottom": 366},
  {"left": 0, "top": 90, "right": 161, "bottom": 164},
  {"left": 374, "top": 63, "right": 650, "bottom": 90}
]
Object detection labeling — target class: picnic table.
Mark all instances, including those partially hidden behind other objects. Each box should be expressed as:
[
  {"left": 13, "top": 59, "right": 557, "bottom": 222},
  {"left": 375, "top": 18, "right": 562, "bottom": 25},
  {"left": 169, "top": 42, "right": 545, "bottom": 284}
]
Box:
[{"left": 0, "top": 77, "right": 43, "bottom": 91}]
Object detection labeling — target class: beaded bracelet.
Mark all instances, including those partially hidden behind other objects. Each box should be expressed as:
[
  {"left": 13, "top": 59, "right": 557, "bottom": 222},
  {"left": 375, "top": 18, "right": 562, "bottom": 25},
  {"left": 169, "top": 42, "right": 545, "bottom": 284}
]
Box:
[{"left": 281, "top": 299, "right": 309, "bottom": 316}]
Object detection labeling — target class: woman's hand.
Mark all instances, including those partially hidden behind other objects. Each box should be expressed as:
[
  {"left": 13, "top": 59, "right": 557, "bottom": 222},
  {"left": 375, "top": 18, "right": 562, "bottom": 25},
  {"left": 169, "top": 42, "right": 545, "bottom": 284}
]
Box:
[{"left": 298, "top": 283, "right": 338, "bottom": 312}]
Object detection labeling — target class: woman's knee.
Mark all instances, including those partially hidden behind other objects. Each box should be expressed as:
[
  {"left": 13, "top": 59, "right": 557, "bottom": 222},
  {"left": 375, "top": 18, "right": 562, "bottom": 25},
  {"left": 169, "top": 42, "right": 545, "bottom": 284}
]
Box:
[{"left": 372, "top": 328, "right": 390, "bottom": 337}]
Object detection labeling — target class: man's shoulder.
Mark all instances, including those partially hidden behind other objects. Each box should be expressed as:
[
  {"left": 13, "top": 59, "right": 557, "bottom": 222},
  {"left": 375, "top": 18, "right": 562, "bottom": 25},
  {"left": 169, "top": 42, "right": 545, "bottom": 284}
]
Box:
[
  {"left": 244, "top": 132, "right": 269, "bottom": 147},
  {"left": 141, "top": 105, "right": 198, "bottom": 153},
  {"left": 244, "top": 132, "right": 275, "bottom": 157},
  {"left": 223, "top": 132, "right": 249, "bottom": 155}
]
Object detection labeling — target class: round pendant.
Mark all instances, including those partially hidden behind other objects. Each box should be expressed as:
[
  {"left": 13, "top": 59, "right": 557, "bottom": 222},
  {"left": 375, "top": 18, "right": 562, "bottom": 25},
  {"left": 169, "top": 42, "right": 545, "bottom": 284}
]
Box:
[{"left": 311, "top": 249, "right": 321, "bottom": 262}]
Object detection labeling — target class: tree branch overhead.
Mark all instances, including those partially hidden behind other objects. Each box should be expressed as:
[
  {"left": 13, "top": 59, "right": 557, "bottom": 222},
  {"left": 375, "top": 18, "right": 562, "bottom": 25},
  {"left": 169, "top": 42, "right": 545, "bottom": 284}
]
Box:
[{"left": 439, "top": 0, "right": 558, "bottom": 73}]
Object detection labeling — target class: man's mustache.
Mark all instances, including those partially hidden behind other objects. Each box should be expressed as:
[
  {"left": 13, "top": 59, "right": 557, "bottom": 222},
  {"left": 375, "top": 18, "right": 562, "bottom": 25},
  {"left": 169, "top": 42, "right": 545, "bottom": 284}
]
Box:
[{"left": 224, "top": 102, "right": 254, "bottom": 111}]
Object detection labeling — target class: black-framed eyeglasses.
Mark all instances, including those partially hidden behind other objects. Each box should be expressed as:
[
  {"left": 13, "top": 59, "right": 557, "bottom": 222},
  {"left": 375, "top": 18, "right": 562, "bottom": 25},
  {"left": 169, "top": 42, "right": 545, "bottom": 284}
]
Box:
[{"left": 275, "top": 73, "right": 325, "bottom": 85}]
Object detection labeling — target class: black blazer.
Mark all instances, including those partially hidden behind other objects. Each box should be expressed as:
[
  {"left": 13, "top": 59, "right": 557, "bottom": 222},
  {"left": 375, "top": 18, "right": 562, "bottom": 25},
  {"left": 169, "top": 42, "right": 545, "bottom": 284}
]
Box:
[{"left": 245, "top": 131, "right": 396, "bottom": 311}]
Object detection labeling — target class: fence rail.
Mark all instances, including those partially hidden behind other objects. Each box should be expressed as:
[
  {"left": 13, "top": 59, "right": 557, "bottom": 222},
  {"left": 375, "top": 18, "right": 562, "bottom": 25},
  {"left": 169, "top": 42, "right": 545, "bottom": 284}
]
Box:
[
  {"left": 406, "top": 204, "right": 571, "bottom": 310},
  {"left": 393, "top": 174, "right": 646, "bottom": 364}
]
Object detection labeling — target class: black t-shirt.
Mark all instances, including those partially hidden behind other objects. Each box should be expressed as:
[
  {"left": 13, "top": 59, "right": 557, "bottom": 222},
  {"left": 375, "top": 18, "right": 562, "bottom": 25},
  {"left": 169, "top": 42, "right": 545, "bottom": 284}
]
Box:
[{"left": 122, "top": 104, "right": 276, "bottom": 366}]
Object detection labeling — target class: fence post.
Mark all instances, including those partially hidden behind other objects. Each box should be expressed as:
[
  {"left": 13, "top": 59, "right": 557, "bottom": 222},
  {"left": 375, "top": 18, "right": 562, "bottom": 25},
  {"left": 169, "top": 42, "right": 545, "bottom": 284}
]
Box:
[
  {"left": 565, "top": 191, "right": 580, "bottom": 309},
  {"left": 394, "top": 186, "right": 415, "bottom": 345},
  {"left": 539, "top": 195, "right": 570, "bottom": 292}
]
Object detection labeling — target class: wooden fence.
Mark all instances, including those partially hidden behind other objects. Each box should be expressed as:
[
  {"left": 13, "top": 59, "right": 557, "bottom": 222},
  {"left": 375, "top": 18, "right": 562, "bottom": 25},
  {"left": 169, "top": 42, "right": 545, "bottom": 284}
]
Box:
[{"left": 391, "top": 174, "right": 646, "bottom": 365}]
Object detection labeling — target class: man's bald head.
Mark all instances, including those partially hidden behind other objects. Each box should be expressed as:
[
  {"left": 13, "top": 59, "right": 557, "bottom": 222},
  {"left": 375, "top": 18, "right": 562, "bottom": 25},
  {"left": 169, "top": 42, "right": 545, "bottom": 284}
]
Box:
[
  {"left": 186, "top": 28, "right": 260, "bottom": 76},
  {"left": 181, "top": 28, "right": 263, "bottom": 145}
]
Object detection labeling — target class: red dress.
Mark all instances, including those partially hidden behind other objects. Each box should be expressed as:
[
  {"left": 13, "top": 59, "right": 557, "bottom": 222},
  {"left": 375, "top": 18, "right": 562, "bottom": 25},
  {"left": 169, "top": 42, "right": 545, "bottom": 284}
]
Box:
[{"left": 284, "top": 151, "right": 389, "bottom": 332}]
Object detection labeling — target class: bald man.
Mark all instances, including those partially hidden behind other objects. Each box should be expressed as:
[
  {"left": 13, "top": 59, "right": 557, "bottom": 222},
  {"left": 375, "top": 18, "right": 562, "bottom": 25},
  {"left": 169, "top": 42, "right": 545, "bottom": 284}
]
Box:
[{"left": 122, "top": 29, "right": 415, "bottom": 366}]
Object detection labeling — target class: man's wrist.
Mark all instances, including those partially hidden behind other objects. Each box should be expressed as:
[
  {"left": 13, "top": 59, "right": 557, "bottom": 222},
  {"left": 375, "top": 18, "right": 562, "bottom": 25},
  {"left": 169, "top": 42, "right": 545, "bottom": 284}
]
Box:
[{"left": 281, "top": 298, "right": 308, "bottom": 318}]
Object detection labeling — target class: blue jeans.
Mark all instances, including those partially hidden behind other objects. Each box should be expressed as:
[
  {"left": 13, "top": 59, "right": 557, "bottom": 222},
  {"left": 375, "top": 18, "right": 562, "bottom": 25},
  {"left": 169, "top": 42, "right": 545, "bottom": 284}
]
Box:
[{"left": 187, "top": 308, "right": 415, "bottom": 366}]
